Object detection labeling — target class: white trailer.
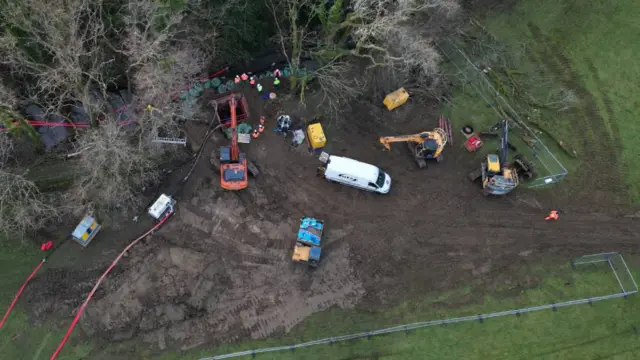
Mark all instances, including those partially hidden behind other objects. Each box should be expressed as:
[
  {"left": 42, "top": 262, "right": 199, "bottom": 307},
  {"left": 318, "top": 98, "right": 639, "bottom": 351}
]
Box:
[{"left": 148, "top": 194, "right": 177, "bottom": 220}]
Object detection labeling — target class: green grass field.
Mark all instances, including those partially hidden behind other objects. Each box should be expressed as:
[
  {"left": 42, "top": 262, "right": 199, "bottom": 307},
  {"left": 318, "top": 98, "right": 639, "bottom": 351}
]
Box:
[
  {"left": 443, "top": 0, "right": 640, "bottom": 200},
  {"left": 2, "top": 251, "right": 638, "bottom": 360},
  {"left": 0, "top": 244, "right": 92, "bottom": 360}
]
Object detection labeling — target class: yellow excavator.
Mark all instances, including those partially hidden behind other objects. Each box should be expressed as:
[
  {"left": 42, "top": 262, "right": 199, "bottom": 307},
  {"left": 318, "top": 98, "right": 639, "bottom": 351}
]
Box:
[
  {"left": 379, "top": 128, "right": 448, "bottom": 168},
  {"left": 467, "top": 119, "right": 536, "bottom": 195}
]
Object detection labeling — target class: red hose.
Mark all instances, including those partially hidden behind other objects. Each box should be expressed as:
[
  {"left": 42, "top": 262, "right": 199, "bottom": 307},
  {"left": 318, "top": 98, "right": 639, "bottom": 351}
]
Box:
[
  {"left": 0, "top": 260, "right": 46, "bottom": 329},
  {"left": 50, "top": 214, "right": 171, "bottom": 360}
]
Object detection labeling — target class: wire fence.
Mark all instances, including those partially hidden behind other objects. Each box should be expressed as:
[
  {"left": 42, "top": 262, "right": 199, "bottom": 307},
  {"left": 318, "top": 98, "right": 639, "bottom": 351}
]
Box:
[
  {"left": 438, "top": 31, "right": 568, "bottom": 188},
  {"left": 573, "top": 252, "right": 638, "bottom": 295},
  {"left": 199, "top": 252, "right": 636, "bottom": 360}
]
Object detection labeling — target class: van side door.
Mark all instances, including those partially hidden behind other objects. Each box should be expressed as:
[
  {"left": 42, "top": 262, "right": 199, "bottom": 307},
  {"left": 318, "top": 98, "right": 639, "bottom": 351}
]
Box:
[
  {"left": 367, "top": 182, "right": 380, "bottom": 191},
  {"left": 336, "top": 173, "right": 370, "bottom": 191}
]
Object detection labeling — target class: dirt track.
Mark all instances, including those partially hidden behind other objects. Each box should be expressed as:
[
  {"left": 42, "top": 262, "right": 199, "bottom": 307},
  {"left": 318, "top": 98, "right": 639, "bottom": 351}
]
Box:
[{"left": 22, "top": 90, "right": 640, "bottom": 352}]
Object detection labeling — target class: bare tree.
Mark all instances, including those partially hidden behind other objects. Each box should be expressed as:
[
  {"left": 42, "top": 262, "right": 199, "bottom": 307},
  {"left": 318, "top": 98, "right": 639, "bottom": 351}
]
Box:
[
  {"left": 121, "top": 0, "right": 210, "bottom": 143},
  {"left": 309, "top": 60, "right": 364, "bottom": 121},
  {"left": 122, "top": 1, "right": 209, "bottom": 104},
  {"left": 130, "top": 45, "right": 209, "bottom": 107},
  {"left": 269, "top": 0, "right": 460, "bottom": 118},
  {"left": 0, "top": 81, "right": 20, "bottom": 128},
  {"left": 350, "top": 0, "right": 460, "bottom": 88},
  {"left": 0, "top": 82, "right": 18, "bottom": 112},
  {"left": 0, "top": 0, "right": 231, "bottom": 235},
  {"left": 0, "top": 136, "right": 58, "bottom": 239},
  {"left": 0, "top": 0, "right": 114, "bottom": 119},
  {"left": 66, "top": 0, "right": 215, "bottom": 218},
  {"left": 268, "top": 0, "right": 364, "bottom": 120},
  {"left": 183, "top": 0, "right": 252, "bottom": 61},
  {"left": 269, "top": 0, "right": 320, "bottom": 90},
  {"left": 69, "top": 119, "right": 160, "bottom": 218}
]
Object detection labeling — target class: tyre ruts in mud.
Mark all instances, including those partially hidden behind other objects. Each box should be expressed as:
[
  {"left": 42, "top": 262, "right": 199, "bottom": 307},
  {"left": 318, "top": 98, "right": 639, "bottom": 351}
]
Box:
[{"left": 526, "top": 23, "right": 626, "bottom": 200}]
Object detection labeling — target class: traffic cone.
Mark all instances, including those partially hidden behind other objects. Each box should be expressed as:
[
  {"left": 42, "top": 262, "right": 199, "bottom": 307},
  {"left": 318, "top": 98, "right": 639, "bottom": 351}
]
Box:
[
  {"left": 258, "top": 124, "right": 265, "bottom": 133},
  {"left": 241, "top": 73, "right": 248, "bottom": 81},
  {"left": 259, "top": 116, "right": 265, "bottom": 125},
  {"left": 234, "top": 75, "right": 240, "bottom": 84},
  {"left": 249, "top": 77, "right": 256, "bottom": 87},
  {"left": 251, "top": 129, "right": 259, "bottom": 139}
]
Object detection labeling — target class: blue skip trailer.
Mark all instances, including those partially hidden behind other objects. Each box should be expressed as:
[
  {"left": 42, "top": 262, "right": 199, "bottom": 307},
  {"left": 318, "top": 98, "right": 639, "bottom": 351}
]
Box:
[
  {"left": 71, "top": 216, "right": 101, "bottom": 247},
  {"left": 291, "top": 217, "right": 324, "bottom": 268}
]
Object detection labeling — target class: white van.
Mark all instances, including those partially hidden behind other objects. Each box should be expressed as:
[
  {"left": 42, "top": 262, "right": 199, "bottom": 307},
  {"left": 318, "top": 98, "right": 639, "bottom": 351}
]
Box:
[{"left": 317, "top": 152, "right": 392, "bottom": 194}]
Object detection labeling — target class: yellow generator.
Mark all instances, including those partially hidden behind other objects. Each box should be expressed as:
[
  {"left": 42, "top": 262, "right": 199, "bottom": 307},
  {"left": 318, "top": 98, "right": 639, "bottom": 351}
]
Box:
[
  {"left": 71, "top": 216, "right": 101, "bottom": 247},
  {"left": 383, "top": 88, "right": 409, "bottom": 111},
  {"left": 307, "top": 123, "right": 326, "bottom": 152}
]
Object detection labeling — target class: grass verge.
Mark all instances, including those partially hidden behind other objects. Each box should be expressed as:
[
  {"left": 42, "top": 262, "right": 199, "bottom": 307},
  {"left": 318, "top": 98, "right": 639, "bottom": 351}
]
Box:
[
  {"left": 3, "top": 255, "right": 634, "bottom": 360},
  {"left": 0, "top": 243, "right": 93, "bottom": 360},
  {"left": 442, "top": 0, "right": 640, "bottom": 200}
]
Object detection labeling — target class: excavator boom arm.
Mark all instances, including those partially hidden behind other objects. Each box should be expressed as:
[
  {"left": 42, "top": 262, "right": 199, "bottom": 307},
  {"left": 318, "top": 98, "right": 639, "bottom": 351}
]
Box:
[
  {"left": 379, "top": 129, "right": 447, "bottom": 151},
  {"left": 499, "top": 119, "right": 509, "bottom": 167},
  {"left": 219, "top": 93, "right": 248, "bottom": 191},
  {"left": 229, "top": 95, "right": 238, "bottom": 161},
  {"left": 379, "top": 134, "right": 428, "bottom": 150}
]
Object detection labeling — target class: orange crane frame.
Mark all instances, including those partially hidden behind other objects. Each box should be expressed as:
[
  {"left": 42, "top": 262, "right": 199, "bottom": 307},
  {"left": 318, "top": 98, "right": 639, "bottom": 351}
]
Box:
[{"left": 219, "top": 95, "right": 248, "bottom": 190}]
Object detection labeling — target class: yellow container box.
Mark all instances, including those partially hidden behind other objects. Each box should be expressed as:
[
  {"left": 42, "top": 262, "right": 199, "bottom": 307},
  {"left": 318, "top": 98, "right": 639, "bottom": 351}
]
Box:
[
  {"left": 307, "top": 123, "right": 326, "bottom": 150},
  {"left": 383, "top": 88, "right": 409, "bottom": 111},
  {"left": 292, "top": 244, "right": 310, "bottom": 262}
]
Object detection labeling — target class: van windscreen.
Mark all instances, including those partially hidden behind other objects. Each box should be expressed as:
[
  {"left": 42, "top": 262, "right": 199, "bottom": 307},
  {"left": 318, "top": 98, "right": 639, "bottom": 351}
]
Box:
[{"left": 375, "top": 170, "right": 385, "bottom": 188}]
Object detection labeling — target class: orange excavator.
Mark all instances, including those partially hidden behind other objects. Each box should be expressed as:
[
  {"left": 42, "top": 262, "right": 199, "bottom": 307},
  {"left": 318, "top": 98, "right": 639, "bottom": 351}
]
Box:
[{"left": 219, "top": 94, "right": 248, "bottom": 190}]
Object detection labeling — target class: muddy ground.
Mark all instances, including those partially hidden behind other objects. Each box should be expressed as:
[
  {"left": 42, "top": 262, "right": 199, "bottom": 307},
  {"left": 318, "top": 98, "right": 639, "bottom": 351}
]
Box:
[{"left": 22, "top": 86, "right": 640, "bottom": 354}]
